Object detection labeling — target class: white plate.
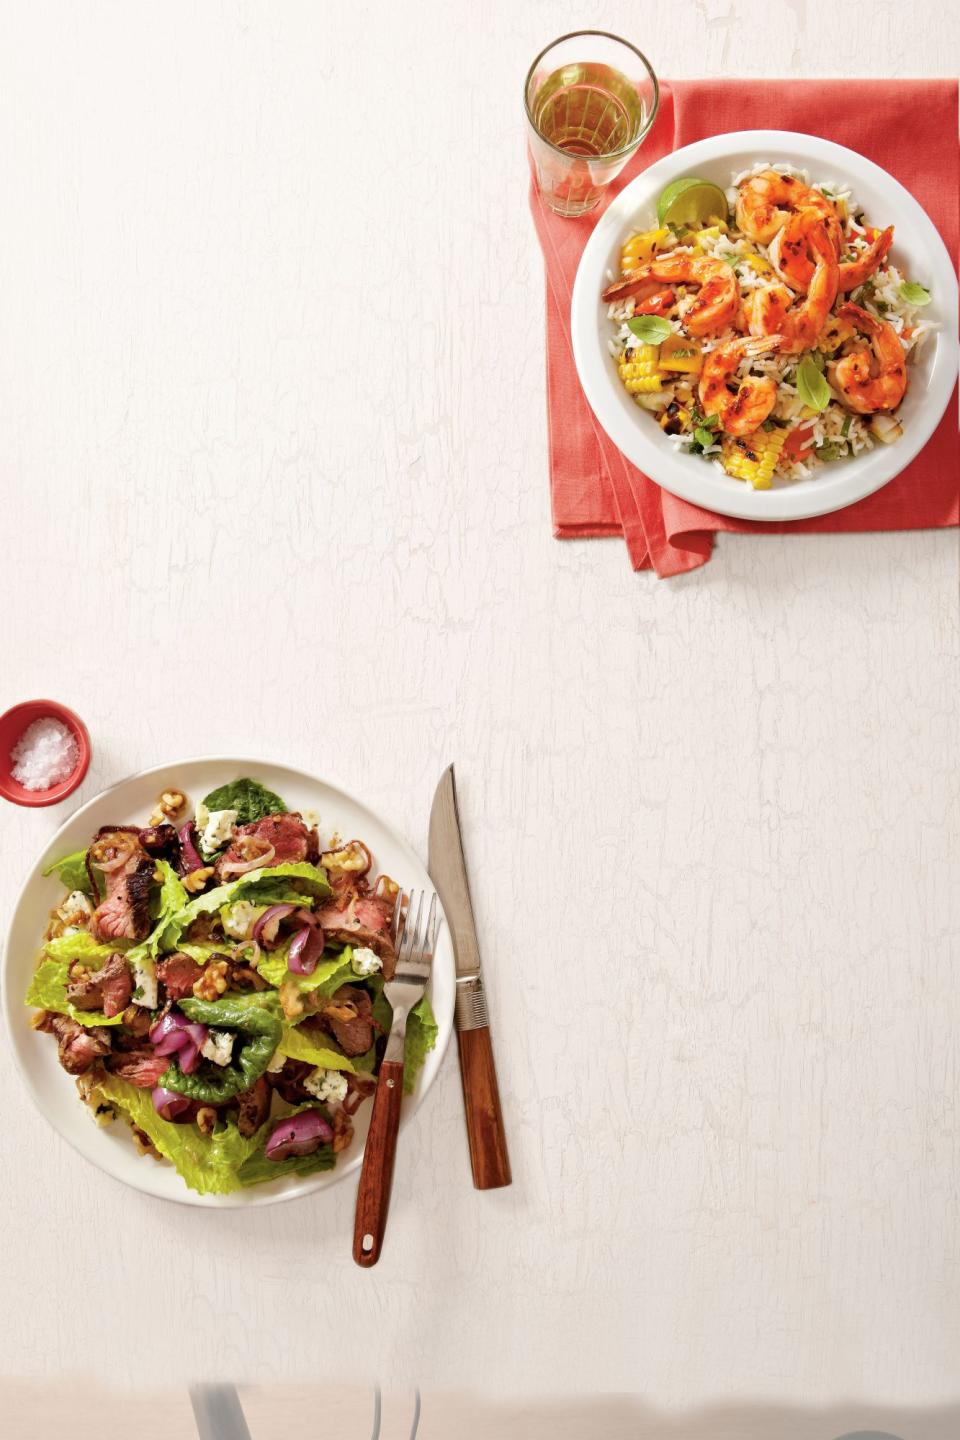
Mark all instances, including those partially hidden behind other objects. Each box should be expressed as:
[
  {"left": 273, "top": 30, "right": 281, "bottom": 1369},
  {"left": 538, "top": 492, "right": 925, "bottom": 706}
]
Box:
[
  {"left": 1, "top": 757, "right": 454, "bottom": 1207},
  {"left": 571, "top": 129, "right": 959, "bottom": 522}
]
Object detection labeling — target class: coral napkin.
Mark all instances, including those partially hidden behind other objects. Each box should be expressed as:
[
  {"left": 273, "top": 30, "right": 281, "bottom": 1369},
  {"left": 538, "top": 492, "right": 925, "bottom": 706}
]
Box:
[{"left": 531, "top": 78, "right": 959, "bottom": 576}]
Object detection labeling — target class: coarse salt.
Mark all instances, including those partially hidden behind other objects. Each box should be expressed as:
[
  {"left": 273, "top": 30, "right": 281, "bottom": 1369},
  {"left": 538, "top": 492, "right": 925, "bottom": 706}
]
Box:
[{"left": 10, "top": 717, "right": 79, "bottom": 791}]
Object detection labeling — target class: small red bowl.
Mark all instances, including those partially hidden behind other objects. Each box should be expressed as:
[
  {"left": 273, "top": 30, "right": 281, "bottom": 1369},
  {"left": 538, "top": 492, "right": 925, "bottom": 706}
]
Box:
[{"left": 0, "top": 700, "right": 91, "bottom": 808}]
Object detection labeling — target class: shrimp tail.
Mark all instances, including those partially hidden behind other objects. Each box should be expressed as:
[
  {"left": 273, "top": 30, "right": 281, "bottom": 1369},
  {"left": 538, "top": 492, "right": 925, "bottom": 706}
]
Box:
[
  {"left": 836, "top": 301, "right": 876, "bottom": 331},
  {"left": 743, "top": 334, "right": 784, "bottom": 357}
]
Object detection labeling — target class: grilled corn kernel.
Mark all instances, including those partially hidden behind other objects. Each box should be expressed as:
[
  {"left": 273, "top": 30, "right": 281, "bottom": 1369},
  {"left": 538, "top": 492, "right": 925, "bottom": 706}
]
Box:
[
  {"left": 721, "top": 427, "right": 789, "bottom": 489},
  {"left": 620, "top": 227, "right": 669, "bottom": 271},
  {"left": 816, "top": 316, "right": 855, "bottom": 355},
  {"left": 619, "top": 344, "right": 661, "bottom": 393},
  {"left": 659, "top": 403, "right": 692, "bottom": 435}
]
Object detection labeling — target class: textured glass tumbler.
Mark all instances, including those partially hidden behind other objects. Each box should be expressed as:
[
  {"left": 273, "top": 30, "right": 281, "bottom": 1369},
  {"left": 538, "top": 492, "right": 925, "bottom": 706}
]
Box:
[{"left": 525, "top": 31, "right": 659, "bottom": 217}]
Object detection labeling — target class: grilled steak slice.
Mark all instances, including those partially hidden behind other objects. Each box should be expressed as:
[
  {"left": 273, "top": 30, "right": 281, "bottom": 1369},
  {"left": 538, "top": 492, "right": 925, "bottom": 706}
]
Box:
[
  {"left": 317, "top": 985, "right": 375, "bottom": 1058},
  {"left": 49, "top": 1015, "right": 112, "bottom": 1075},
  {"left": 65, "top": 952, "right": 132, "bottom": 1019},
  {"left": 90, "top": 830, "right": 155, "bottom": 944},
  {"left": 236, "top": 1076, "right": 271, "bottom": 1137},
  {"left": 156, "top": 952, "right": 204, "bottom": 1001},
  {"left": 316, "top": 894, "right": 397, "bottom": 978},
  {"left": 215, "top": 812, "right": 311, "bottom": 879},
  {"left": 106, "top": 1047, "right": 170, "bottom": 1088}
]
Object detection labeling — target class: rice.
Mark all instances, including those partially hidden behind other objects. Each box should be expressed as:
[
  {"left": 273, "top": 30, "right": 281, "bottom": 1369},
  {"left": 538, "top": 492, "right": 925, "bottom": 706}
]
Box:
[{"left": 604, "top": 162, "right": 935, "bottom": 488}]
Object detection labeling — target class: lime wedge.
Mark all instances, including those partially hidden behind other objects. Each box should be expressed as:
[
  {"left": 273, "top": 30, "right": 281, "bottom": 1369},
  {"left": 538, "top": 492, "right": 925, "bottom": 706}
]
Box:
[{"left": 657, "top": 177, "right": 729, "bottom": 228}]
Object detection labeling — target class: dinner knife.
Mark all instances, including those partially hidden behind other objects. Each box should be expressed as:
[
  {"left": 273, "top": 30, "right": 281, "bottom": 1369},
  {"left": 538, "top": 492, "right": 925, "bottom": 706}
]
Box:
[
  {"left": 428, "top": 764, "right": 511, "bottom": 1190},
  {"left": 189, "top": 1385, "right": 252, "bottom": 1440}
]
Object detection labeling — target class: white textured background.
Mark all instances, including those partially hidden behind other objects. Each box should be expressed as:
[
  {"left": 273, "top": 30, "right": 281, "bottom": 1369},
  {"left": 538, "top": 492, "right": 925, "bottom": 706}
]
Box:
[{"left": 0, "top": 0, "right": 957, "bottom": 1410}]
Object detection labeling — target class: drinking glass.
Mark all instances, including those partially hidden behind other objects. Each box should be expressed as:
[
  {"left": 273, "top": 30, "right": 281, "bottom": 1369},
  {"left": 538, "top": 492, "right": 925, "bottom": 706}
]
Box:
[{"left": 525, "top": 31, "right": 659, "bottom": 218}]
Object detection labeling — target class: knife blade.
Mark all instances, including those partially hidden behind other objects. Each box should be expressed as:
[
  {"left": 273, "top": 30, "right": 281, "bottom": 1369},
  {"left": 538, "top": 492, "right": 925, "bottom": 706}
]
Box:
[{"left": 429, "top": 764, "right": 511, "bottom": 1190}]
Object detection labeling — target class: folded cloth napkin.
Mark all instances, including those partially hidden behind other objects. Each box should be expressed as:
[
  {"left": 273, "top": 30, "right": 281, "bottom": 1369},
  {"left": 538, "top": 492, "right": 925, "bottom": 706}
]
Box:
[{"left": 531, "top": 78, "right": 959, "bottom": 576}]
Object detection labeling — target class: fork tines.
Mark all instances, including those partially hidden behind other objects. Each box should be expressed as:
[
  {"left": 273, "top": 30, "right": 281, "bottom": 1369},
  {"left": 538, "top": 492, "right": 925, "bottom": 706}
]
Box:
[{"left": 391, "top": 889, "right": 437, "bottom": 984}]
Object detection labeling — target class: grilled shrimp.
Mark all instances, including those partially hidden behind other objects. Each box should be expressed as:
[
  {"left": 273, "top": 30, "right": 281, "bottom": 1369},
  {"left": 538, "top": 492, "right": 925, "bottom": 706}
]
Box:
[
  {"left": 747, "top": 217, "right": 838, "bottom": 354},
  {"left": 771, "top": 214, "right": 894, "bottom": 293},
  {"left": 736, "top": 169, "right": 843, "bottom": 253},
  {"left": 602, "top": 255, "right": 738, "bottom": 336},
  {"left": 827, "top": 302, "right": 907, "bottom": 413},
  {"left": 698, "top": 335, "right": 784, "bottom": 436}
]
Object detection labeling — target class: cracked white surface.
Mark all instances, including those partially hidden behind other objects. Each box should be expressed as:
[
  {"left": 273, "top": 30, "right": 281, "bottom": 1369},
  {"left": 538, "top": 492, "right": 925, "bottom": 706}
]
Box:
[{"left": 0, "top": 0, "right": 957, "bottom": 1406}]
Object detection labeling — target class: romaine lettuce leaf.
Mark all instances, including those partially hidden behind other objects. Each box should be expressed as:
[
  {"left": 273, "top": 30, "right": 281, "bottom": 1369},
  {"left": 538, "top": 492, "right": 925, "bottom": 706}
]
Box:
[
  {"left": 94, "top": 1074, "right": 266, "bottom": 1195},
  {"left": 26, "top": 934, "right": 126, "bottom": 1026},
  {"left": 42, "top": 849, "right": 93, "bottom": 897},
  {"left": 404, "top": 995, "right": 438, "bottom": 1093},
  {"left": 201, "top": 778, "right": 287, "bottom": 826},
  {"left": 121, "top": 860, "right": 189, "bottom": 969},
  {"left": 278, "top": 1023, "right": 355, "bottom": 1072},
  {"left": 255, "top": 945, "right": 353, "bottom": 994},
  {"left": 236, "top": 1144, "right": 335, "bottom": 1187},
  {"left": 176, "top": 942, "right": 228, "bottom": 965},
  {"left": 160, "top": 862, "right": 330, "bottom": 951},
  {"left": 43, "top": 932, "right": 120, "bottom": 965}
]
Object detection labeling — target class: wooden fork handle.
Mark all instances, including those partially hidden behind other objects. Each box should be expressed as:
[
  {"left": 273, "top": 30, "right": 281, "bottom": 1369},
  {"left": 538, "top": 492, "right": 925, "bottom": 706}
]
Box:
[{"left": 352, "top": 1058, "right": 404, "bottom": 1267}]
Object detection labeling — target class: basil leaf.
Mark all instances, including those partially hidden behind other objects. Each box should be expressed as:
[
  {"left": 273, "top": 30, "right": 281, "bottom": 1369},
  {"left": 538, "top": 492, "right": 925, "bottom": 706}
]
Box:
[
  {"left": 899, "top": 281, "right": 931, "bottom": 307},
  {"left": 795, "top": 355, "right": 831, "bottom": 413},
  {"left": 702, "top": 413, "right": 720, "bottom": 430},
  {"left": 626, "top": 315, "right": 672, "bottom": 344},
  {"left": 815, "top": 442, "right": 841, "bottom": 461},
  {"left": 694, "top": 427, "right": 715, "bottom": 449}
]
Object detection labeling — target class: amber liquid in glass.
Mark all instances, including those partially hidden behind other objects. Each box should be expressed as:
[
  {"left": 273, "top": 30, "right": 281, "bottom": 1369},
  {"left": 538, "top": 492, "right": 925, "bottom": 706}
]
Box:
[{"left": 532, "top": 61, "right": 645, "bottom": 160}]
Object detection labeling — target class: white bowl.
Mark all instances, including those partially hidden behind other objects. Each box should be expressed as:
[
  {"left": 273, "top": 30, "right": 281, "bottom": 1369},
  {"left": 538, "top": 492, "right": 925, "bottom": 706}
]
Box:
[
  {"left": 571, "top": 130, "right": 958, "bottom": 522},
  {"left": 1, "top": 757, "right": 454, "bottom": 1207}
]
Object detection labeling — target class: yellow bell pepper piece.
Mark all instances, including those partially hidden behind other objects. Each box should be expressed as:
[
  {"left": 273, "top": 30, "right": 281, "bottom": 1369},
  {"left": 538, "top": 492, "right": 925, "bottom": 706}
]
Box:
[
  {"left": 658, "top": 333, "right": 702, "bottom": 375},
  {"left": 692, "top": 224, "right": 727, "bottom": 250},
  {"left": 620, "top": 228, "right": 670, "bottom": 272}
]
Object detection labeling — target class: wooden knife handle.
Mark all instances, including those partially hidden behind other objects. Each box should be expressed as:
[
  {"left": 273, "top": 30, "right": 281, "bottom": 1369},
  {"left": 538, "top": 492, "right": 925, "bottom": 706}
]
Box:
[
  {"left": 457, "top": 1025, "right": 512, "bottom": 1190},
  {"left": 352, "top": 1058, "right": 404, "bottom": 1266}
]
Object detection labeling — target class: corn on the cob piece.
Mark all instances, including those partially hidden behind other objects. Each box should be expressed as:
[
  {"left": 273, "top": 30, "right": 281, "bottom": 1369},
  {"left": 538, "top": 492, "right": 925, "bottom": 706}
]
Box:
[
  {"left": 618, "top": 345, "right": 662, "bottom": 394},
  {"left": 620, "top": 227, "right": 669, "bottom": 272},
  {"left": 721, "top": 427, "right": 788, "bottom": 489}
]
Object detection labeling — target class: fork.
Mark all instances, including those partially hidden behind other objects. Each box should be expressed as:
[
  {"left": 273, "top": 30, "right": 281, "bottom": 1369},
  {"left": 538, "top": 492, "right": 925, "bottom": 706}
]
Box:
[{"left": 353, "top": 888, "right": 437, "bottom": 1267}]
